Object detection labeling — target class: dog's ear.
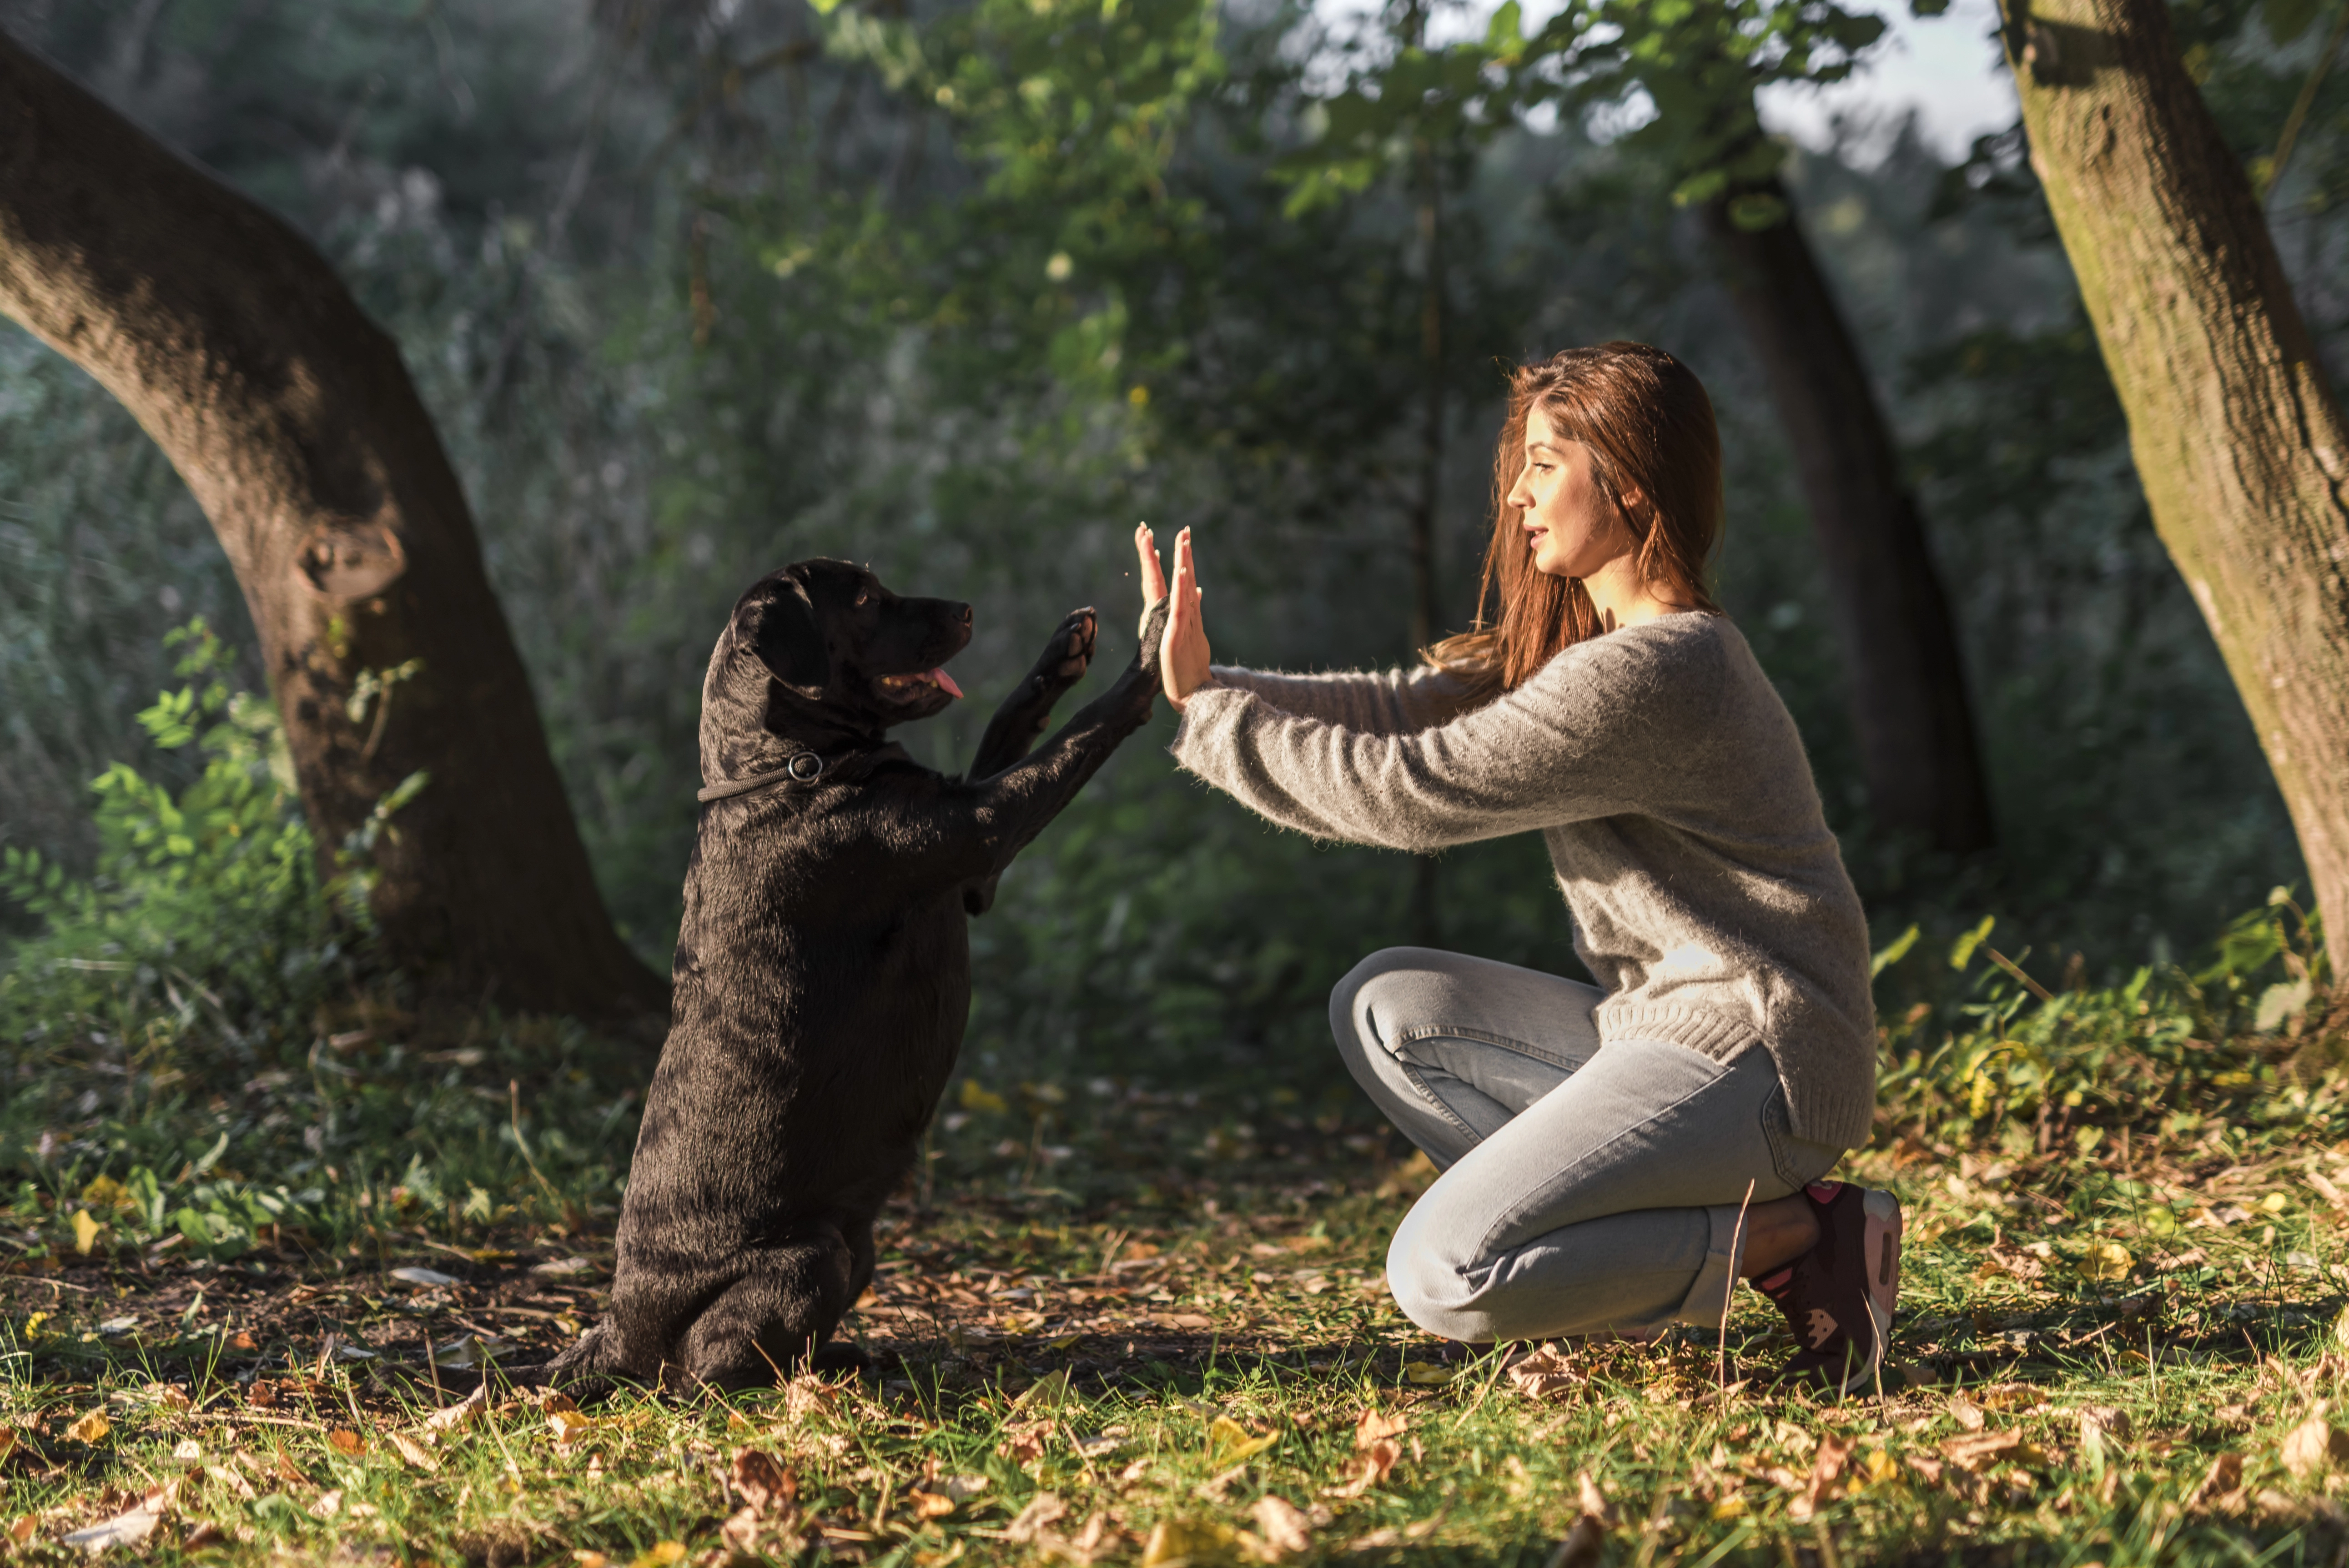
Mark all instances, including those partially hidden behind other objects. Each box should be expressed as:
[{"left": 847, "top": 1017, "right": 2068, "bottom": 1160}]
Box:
[{"left": 739, "top": 576, "right": 830, "bottom": 694}]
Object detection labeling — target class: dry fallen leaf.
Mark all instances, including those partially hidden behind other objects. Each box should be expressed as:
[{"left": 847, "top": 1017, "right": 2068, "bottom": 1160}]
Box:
[
  {"left": 1354, "top": 1410, "right": 1408, "bottom": 1447},
  {"left": 1505, "top": 1345, "right": 1583, "bottom": 1401},
  {"left": 1787, "top": 1433, "right": 1855, "bottom": 1523},
  {"left": 426, "top": 1385, "right": 488, "bottom": 1433},
  {"left": 1947, "top": 1397, "right": 1986, "bottom": 1432},
  {"left": 547, "top": 1409, "right": 594, "bottom": 1447},
  {"left": 1978, "top": 1243, "right": 2045, "bottom": 1283},
  {"left": 2193, "top": 1452, "right": 2246, "bottom": 1510},
  {"left": 60, "top": 1504, "right": 161, "bottom": 1553},
  {"left": 996, "top": 1419, "right": 1052, "bottom": 1466},
  {"left": 629, "top": 1543, "right": 686, "bottom": 1568},
  {"left": 1400, "top": 1360, "right": 1457, "bottom": 1386},
  {"left": 1248, "top": 1495, "right": 1314, "bottom": 1560},
  {"left": 387, "top": 1431, "right": 440, "bottom": 1473},
  {"left": 1939, "top": 1429, "right": 2025, "bottom": 1473},
  {"left": 1005, "top": 1493, "right": 1069, "bottom": 1544},
  {"left": 2282, "top": 1417, "right": 2349, "bottom": 1477},
  {"left": 733, "top": 1449, "right": 798, "bottom": 1517},
  {"left": 2078, "top": 1406, "right": 2133, "bottom": 1445},
  {"left": 63, "top": 1411, "right": 109, "bottom": 1445},
  {"left": 909, "top": 1490, "right": 959, "bottom": 1521},
  {"left": 327, "top": 1429, "right": 364, "bottom": 1457}
]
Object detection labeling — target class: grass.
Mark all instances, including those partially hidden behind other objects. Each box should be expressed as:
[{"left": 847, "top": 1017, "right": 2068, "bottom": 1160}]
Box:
[{"left": 8, "top": 918, "right": 2349, "bottom": 1566}]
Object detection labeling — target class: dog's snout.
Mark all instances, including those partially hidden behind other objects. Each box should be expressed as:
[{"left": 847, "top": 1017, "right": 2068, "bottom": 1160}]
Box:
[{"left": 954, "top": 603, "right": 973, "bottom": 626}]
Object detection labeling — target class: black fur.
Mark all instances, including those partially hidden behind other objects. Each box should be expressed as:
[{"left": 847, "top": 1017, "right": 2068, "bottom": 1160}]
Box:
[{"left": 547, "top": 559, "right": 1166, "bottom": 1391}]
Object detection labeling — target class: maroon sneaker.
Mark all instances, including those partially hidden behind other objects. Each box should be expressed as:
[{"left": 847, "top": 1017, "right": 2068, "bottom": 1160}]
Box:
[{"left": 1753, "top": 1181, "right": 1902, "bottom": 1397}]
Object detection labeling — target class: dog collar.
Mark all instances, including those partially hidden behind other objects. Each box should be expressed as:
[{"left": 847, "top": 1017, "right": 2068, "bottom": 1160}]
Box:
[{"left": 696, "top": 743, "right": 906, "bottom": 803}]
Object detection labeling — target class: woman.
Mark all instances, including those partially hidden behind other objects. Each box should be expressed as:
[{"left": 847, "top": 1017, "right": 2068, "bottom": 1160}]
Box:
[{"left": 1132, "top": 342, "right": 1898, "bottom": 1393}]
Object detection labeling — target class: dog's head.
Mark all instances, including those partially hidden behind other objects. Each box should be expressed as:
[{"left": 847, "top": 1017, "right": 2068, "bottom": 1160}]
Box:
[{"left": 700, "top": 560, "right": 972, "bottom": 780}]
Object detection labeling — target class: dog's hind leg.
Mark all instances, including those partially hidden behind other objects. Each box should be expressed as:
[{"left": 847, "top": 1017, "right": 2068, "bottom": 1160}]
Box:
[{"left": 678, "top": 1216, "right": 868, "bottom": 1389}]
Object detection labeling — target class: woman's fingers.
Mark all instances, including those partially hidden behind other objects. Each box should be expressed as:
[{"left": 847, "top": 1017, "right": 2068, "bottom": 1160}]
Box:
[{"left": 1163, "top": 527, "right": 1212, "bottom": 710}]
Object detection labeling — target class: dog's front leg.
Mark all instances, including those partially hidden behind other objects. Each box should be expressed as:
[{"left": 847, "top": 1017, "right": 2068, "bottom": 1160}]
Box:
[
  {"left": 969, "top": 608, "right": 1097, "bottom": 781},
  {"left": 965, "top": 608, "right": 1099, "bottom": 914}
]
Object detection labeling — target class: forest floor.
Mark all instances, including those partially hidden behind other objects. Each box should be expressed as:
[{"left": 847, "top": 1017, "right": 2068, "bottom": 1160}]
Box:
[{"left": 5, "top": 1014, "right": 2349, "bottom": 1568}]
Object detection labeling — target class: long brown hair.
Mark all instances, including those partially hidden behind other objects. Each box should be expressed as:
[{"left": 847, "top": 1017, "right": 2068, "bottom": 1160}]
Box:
[{"left": 1427, "top": 342, "right": 1726, "bottom": 696}]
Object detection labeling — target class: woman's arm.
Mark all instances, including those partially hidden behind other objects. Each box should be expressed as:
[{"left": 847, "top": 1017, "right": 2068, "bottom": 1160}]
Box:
[
  {"left": 1171, "top": 631, "right": 1720, "bottom": 852},
  {"left": 1202, "top": 664, "right": 1479, "bottom": 734}
]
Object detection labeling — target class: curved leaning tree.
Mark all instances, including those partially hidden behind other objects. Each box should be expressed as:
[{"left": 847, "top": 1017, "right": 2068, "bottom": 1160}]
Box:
[
  {"left": 2000, "top": 0, "right": 2349, "bottom": 973},
  {"left": 0, "top": 30, "right": 667, "bottom": 1024}
]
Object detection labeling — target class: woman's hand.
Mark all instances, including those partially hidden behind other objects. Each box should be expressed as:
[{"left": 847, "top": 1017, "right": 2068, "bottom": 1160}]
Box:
[{"left": 1133, "top": 523, "right": 1212, "bottom": 710}]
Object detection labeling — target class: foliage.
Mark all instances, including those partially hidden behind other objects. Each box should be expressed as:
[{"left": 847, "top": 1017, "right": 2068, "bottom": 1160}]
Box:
[{"left": 0, "top": 620, "right": 362, "bottom": 1056}]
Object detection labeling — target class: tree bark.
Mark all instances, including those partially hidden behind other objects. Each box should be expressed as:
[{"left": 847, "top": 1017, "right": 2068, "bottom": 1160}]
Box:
[
  {"left": 1701, "top": 178, "right": 1998, "bottom": 855},
  {"left": 1997, "top": 0, "right": 2349, "bottom": 972},
  {"left": 0, "top": 30, "right": 668, "bottom": 1022}
]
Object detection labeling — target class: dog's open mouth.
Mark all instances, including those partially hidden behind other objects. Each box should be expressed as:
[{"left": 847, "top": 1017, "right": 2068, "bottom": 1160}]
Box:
[{"left": 877, "top": 668, "right": 963, "bottom": 700}]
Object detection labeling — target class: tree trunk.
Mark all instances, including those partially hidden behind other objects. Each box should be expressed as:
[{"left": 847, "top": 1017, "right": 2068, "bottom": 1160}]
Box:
[
  {"left": 1997, "top": 0, "right": 2349, "bottom": 973},
  {"left": 0, "top": 30, "right": 668, "bottom": 1023},
  {"left": 1700, "top": 178, "right": 1998, "bottom": 856}
]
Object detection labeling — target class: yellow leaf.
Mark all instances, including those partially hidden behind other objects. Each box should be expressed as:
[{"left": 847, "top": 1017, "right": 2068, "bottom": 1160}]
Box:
[
  {"left": 72, "top": 1210, "right": 99, "bottom": 1256},
  {"left": 1401, "top": 1361, "right": 1457, "bottom": 1386},
  {"left": 2080, "top": 1242, "right": 2133, "bottom": 1282},
  {"left": 80, "top": 1175, "right": 129, "bottom": 1211},
  {"left": 2263, "top": 1192, "right": 2291, "bottom": 1214},
  {"left": 548, "top": 1410, "right": 595, "bottom": 1446},
  {"left": 1711, "top": 1494, "right": 1749, "bottom": 1520},
  {"left": 630, "top": 1544, "right": 687, "bottom": 1568},
  {"left": 1013, "top": 1369, "right": 1071, "bottom": 1409},
  {"left": 1209, "top": 1417, "right": 1278, "bottom": 1464},
  {"left": 573, "top": 1555, "right": 610, "bottom": 1568},
  {"left": 65, "top": 1411, "right": 110, "bottom": 1444},
  {"left": 1142, "top": 1518, "right": 1238, "bottom": 1568},
  {"left": 910, "top": 1490, "right": 959, "bottom": 1520},
  {"left": 959, "top": 1080, "right": 1009, "bottom": 1115},
  {"left": 22, "top": 1312, "right": 47, "bottom": 1338},
  {"left": 327, "top": 1429, "right": 364, "bottom": 1456}
]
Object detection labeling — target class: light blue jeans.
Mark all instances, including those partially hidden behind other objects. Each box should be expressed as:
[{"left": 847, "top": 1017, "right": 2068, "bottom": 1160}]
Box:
[{"left": 1331, "top": 947, "right": 1845, "bottom": 1342}]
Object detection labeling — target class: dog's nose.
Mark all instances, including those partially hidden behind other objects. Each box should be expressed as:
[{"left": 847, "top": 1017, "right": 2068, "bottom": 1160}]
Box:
[{"left": 955, "top": 603, "right": 973, "bottom": 625}]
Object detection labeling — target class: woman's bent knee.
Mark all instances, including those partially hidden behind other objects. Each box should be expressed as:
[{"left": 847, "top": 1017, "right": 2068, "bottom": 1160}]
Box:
[{"left": 1327, "top": 946, "right": 1450, "bottom": 1061}]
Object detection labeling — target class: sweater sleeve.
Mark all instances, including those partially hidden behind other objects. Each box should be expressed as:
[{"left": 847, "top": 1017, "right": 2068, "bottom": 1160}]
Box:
[
  {"left": 1201, "top": 663, "right": 1477, "bottom": 734},
  {"left": 1172, "top": 632, "right": 1715, "bottom": 852}
]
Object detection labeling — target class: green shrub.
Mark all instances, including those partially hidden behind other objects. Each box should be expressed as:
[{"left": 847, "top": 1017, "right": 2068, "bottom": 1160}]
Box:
[{"left": 0, "top": 618, "right": 363, "bottom": 1055}]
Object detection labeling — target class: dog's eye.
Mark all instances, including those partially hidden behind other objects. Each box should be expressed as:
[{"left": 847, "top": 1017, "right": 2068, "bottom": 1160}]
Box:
[{"left": 854, "top": 592, "right": 871, "bottom": 608}]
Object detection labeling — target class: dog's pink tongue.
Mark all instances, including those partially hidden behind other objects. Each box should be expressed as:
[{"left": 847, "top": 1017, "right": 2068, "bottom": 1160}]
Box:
[{"left": 932, "top": 668, "right": 963, "bottom": 699}]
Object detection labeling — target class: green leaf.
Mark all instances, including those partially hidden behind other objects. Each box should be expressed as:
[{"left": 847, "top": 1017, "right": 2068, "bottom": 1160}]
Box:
[
  {"left": 1871, "top": 924, "right": 1921, "bottom": 979},
  {"left": 1951, "top": 915, "right": 1996, "bottom": 970}
]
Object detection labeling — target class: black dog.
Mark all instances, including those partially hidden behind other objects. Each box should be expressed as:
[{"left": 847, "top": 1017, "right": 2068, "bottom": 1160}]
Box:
[{"left": 548, "top": 559, "right": 1167, "bottom": 1390}]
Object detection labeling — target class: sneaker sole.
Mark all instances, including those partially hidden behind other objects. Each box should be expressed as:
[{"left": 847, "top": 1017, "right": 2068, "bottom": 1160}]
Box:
[{"left": 1846, "top": 1187, "right": 1904, "bottom": 1396}]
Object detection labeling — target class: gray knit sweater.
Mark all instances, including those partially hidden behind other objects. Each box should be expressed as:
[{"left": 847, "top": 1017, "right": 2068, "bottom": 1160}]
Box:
[{"left": 1169, "top": 613, "right": 1877, "bottom": 1148}]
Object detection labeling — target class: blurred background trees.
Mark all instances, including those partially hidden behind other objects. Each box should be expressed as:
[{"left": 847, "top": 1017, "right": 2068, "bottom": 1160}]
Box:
[{"left": 2, "top": 0, "right": 2345, "bottom": 1080}]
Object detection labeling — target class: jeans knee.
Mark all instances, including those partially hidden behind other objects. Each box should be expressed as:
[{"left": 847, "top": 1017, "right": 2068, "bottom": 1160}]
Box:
[
  {"left": 1383, "top": 1226, "right": 1487, "bottom": 1342},
  {"left": 1328, "top": 947, "right": 1433, "bottom": 1064}
]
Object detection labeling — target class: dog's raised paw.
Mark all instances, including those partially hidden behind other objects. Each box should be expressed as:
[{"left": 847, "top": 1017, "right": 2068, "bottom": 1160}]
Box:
[{"left": 1050, "top": 608, "right": 1097, "bottom": 682}]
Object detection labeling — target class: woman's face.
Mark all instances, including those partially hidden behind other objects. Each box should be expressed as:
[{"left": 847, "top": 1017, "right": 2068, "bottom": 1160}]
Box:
[{"left": 1507, "top": 407, "right": 1635, "bottom": 581}]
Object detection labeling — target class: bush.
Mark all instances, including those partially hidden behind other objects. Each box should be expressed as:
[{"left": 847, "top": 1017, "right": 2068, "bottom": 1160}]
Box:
[{"left": 0, "top": 618, "right": 364, "bottom": 1059}]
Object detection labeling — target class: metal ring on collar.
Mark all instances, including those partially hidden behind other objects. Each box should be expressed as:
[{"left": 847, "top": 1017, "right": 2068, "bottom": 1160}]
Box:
[{"left": 787, "top": 752, "right": 825, "bottom": 782}]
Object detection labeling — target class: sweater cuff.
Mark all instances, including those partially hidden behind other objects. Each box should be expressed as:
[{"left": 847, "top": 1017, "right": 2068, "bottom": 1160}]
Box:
[{"left": 1168, "top": 682, "right": 1249, "bottom": 772}]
